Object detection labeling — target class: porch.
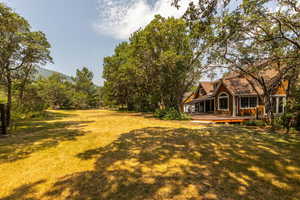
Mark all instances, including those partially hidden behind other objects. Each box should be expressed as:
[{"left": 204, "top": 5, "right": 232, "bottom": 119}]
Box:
[{"left": 190, "top": 113, "right": 255, "bottom": 123}]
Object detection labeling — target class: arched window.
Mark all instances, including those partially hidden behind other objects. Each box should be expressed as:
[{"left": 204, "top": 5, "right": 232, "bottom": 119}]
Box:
[{"left": 218, "top": 92, "right": 229, "bottom": 110}]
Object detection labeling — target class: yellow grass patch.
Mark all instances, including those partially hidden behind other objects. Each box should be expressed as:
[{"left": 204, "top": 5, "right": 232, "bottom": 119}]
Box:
[{"left": 0, "top": 109, "right": 299, "bottom": 200}]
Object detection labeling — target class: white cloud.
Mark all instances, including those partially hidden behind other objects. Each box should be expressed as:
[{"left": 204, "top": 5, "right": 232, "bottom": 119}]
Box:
[{"left": 94, "top": 0, "right": 196, "bottom": 40}]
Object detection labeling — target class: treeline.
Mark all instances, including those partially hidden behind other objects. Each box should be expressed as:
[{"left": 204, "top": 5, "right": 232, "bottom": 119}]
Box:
[
  {"left": 4, "top": 66, "right": 101, "bottom": 121},
  {"left": 103, "top": 0, "right": 300, "bottom": 126},
  {"left": 0, "top": 3, "right": 100, "bottom": 125},
  {"left": 18, "top": 67, "right": 100, "bottom": 113}
]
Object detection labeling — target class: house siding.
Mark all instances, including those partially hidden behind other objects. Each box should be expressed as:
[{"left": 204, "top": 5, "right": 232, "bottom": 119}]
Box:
[
  {"left": 214, "top": 83, "right": 233, "bottom": 115},
  {"left": 183, "top": 78, "right": 289, "bottom": 117}
]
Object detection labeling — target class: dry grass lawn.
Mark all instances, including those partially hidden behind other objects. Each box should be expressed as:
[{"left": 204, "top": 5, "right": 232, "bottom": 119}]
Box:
[{"left": 0, "top": 110, "right": 300, "bottom": 200}]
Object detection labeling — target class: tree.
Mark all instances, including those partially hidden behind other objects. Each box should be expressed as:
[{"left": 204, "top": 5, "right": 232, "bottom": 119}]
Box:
[
  {"left": 103, "top": 16, "right": 205, "bottom": 112},
  {"left": 0, "top": 3, "right": 52, "bottom": 125},
  {"left": 103, "top": 42, "right": 139, "bottom": 110},
  {"left": 72, "top": 67, "right": 99, "bottom": 108},
  {"left": 36, "top": 73, "right": 72, "bottom": 109},
  {"left": 131, "top": 15, "right": 203, "bottom": 111}
]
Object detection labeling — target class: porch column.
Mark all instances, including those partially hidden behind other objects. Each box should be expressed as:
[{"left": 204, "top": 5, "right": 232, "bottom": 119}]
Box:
[{"left": 232, "top": 96, "right": 236, "bottom": 117}]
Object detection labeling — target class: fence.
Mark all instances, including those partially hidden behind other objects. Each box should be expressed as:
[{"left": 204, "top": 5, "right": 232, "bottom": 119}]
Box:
[{"left": 0, "top": 104, "right": 7, "bottom": 135}]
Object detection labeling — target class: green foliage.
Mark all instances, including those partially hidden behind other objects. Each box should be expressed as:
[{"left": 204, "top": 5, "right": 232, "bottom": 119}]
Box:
[
  {"left": 284, "top": 83, "right": 300, "bottom": 132},
  {"left": 296, "top": 113, "right": 300, "bottom": 131},
  {"left": 154, "top": 109, "right": 168, "bottom": 119},
  {"left": 243, "top": 120, "right": 266, "bottom": 126},
  {"left": 0, "top": 86, "right": 6, "bottom": 104},
  {"left": 35, "top": 73, "right": 73, "bottom": 109},
  {"left": 72, "top": 67, "right": 99, "bottom": 108},
  {"left": 35, "top": 68, "right": 100, "bottom": 110},
  {"left": 280, "top": 113, "right": 295, "bottom": 129},
  {"left": 103, "top": 15, "right": 203, "bottom": 112},
  {"left": 154, "top": 108, "right": 191, "bottom": 120},
  {"left": 0, "top": 3, "right": 52, "bottom": 125}
]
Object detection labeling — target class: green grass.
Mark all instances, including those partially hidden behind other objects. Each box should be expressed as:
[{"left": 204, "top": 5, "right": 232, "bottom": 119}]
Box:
[{"left": 0, "top": 110, "right": 300, "bottom": 200}]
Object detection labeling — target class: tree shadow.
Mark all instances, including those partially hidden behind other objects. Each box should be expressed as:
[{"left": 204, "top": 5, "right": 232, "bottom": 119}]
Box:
[
  {"left": 0, "top": 180, "right": 46, "bottom": 200},
  {"left": 45, "top": 126, "right": 300, "bottom": 200},
  {"left": 0, "top": 111, "right": 93, "bottom": 163}
]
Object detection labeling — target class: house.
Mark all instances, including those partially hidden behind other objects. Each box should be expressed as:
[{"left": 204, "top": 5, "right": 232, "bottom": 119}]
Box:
[{"left": 183, "top": 70, "right": 288, "bottom": 117}]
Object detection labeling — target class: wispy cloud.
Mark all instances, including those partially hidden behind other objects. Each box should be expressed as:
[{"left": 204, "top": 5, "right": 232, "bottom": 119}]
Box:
[{"left": 94, "top": 0, "right": 195, "bottom": 40}]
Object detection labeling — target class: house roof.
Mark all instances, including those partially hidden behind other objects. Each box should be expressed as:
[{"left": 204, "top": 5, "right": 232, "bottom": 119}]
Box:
[
  {"left": 200, "top": 82, "right": 214, "bottom": 95},
  {"left": 184, "top": 67, "right": 285, "bottom": 105},
  {"left": 223, "top": 77, "right": 263, "bottom": 95},
  {"left": 182, "top": 92, "right": 194, "bottom": 103},
  {"left": 221, "top": 68, "right": 279, "bottom": 95}
]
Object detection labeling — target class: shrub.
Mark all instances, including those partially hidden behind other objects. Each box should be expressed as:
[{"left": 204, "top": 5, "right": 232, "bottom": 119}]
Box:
[
  {"left": 243, "top": 120, "right": 266, "bottom": 126},
  {"left": 279, "top": 112, "right": 296, "bottom": 132},
  {"left": 154, "top": 109, "right": 168, "bottom": 119},
  {"left": 154, "top": 108, "right": 191, "bottom": 120},
  {"left": 295, "top": 112, "right": 300, "bottom": 131}
]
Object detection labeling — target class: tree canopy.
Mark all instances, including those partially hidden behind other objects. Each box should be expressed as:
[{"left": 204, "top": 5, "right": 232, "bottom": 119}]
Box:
[{"left": 103, "top": 15, "right": 205, "bottom": 112}]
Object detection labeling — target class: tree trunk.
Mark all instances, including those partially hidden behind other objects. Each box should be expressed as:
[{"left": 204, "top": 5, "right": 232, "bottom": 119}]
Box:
[
  {"left": 264, "top": 94, "right": 275, "bottom": 127},
  {"left": 6, "top": 71, "right": 12, "bottom": 127}
]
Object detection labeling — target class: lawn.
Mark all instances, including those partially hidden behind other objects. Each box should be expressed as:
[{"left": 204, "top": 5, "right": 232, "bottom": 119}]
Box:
[{"left": 0, "top": 110, "right": 300, "bottom": 200}]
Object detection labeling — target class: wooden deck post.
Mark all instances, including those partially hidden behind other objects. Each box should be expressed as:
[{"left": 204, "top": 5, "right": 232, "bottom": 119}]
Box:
[
  {"left": 0, "top": 104, "right": 7, "bottom": 135},
  {"left": 232, "top": 96, "right": 236, "bottom": 117}
]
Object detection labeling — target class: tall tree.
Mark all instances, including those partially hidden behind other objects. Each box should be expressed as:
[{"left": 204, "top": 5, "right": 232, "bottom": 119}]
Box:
[
  {"left": 0, "top": 3, "right": 52, "bottom": 125},
  {"left": 103, "top": 16, "right": 205, "bottom": 111},
  {"left": 36, "top": 73, "right": 72, "bottom": 109},
  {"left": 72, "top": 67, "right": 98, "bottom": 108}
]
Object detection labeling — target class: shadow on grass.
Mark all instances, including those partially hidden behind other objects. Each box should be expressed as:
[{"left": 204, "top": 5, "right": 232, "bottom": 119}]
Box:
[
  {"left": 0, "top": 180, "right": 46, "bottom": 200},
  {"left": 44, "top": 126, "right": 300, "bottom": 200},
  {"left": 0, "top": 111, "right": 94, "bottom": 164}
]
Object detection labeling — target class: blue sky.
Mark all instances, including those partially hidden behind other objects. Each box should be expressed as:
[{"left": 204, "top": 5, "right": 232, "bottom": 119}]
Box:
[
  {"left": 2, "top": 0, "right": 193, "bottom": 85},
  {"left": 2, "top": 0, "right": 121, "bottom": 85}
]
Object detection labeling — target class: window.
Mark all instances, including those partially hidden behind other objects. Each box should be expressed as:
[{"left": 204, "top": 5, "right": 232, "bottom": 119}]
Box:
[
  {"left": 240, "top": 97, "right": 258, "bottom": 109},
  {"left": 272, "top": 97, "right": 277, "bottom": 113},
  {"left": 278, "top": 97, "right": 284, "bottom": 113},
  {"left": 250, "top": 97, "right": 258, "bottom": 107},
  {"left": 218, "top": 92, "right": 229, "bottom": 110}
]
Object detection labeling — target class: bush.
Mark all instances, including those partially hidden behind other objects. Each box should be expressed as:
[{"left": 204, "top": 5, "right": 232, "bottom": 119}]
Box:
[
  {"left": 243, "top": 120, "right": 266, "bottom": 126},
  {"left": 154, "top": 109, "right": 168, "bottom": 119},
  {"left": 295, "top": 112, "right": 300, "bottom": 131},
  {"left": 279, "top": 112, "right": 296, "bottom": 131},
  {"left": 154, "top": 108, "right": 191, "bottom": 120}
]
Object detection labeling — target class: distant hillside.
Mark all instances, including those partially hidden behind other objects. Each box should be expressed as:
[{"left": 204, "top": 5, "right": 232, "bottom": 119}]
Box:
[
  {"left": 0, "top": 68, "right": 73, "bottom": 103},
  {"left": 36, "top": 66, "right": 73, "bottom": 82}
]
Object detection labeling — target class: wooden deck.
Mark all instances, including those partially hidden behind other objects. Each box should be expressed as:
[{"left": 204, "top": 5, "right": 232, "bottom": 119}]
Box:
[{"left": 190, "top": 113, "right": 254, "bottom": 123}]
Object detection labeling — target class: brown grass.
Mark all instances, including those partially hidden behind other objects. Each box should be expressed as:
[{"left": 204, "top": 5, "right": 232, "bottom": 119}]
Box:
[{"left": 0, "top": 110, "right": 300, "bottom": 200}]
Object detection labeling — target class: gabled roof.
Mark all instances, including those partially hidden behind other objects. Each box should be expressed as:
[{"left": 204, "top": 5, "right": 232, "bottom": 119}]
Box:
[
  {"left": 223, "top": 77, "right": 263, "bottom": 95},
  {"left": 222, "top": 68, "right": 279, "bottom": 95},
  {"left": 182, "top": 92, "right": 194, "bottom": 104},
  {"left": 200, "top": 82, "right": 214, "bottom": 94}
]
